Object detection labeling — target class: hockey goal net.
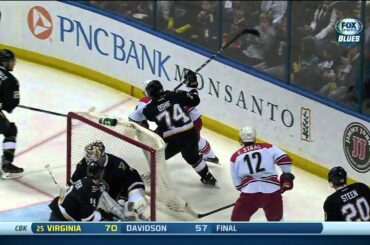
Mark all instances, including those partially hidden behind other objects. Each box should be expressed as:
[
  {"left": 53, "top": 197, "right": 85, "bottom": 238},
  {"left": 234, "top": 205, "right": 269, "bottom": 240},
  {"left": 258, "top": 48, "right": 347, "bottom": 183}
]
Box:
[{"left": 66, "top": 111, "right": 197, "bottom": 221}]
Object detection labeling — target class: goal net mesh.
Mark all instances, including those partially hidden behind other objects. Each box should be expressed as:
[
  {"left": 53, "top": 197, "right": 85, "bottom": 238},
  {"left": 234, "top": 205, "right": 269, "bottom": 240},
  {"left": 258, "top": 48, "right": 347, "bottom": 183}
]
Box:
[{"left": 66, "top": 111, "right": 197, "bottom": 221}]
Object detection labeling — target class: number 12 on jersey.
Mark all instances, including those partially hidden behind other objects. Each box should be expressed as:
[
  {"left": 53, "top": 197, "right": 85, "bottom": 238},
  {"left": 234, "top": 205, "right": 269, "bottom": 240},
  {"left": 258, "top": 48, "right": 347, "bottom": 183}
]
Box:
[{"left": 244, "top": 152, "right": 265, "bottom": 174}]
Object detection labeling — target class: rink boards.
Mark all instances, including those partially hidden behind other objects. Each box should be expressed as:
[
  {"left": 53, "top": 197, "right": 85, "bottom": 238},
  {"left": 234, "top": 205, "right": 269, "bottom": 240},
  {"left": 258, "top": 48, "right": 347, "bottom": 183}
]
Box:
[{"left": 0, "top": 1, "right": 369, "bottom": 185}]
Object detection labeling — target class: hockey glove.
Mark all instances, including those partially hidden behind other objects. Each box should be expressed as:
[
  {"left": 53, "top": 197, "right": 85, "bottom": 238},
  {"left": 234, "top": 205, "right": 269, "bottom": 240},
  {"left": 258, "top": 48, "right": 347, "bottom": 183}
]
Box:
[
  {"left": 184, "top": 70, "right": 198, "bottom": 88},
  {"left": 123, "top": 201, "right": 137, "bottom": 221},
  {"left": 128, "top": 189, "right": 148, "bottom": 215},
  {"left": 133, "top": 198, "right": 147, "bottom": 215},
  {"left": 280, "top": 172, "right": 295, "bottom": 193}
]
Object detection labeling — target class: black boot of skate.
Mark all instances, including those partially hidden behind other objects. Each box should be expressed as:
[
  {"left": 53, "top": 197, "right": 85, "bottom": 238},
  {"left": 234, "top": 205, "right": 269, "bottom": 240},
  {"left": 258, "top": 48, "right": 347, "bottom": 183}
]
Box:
[
  {"left": 200, "top": 171, "right": 217, "bottom": 186},
  {"left": 1, "top": 162, "right": 24, "bottom": 179}
]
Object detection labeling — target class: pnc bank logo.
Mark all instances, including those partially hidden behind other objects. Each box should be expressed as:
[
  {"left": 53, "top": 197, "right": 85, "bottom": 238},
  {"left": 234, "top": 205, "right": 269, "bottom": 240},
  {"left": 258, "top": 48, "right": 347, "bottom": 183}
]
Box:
[{"left": 27, "top": 6, "right": 53, "bottom": 40}]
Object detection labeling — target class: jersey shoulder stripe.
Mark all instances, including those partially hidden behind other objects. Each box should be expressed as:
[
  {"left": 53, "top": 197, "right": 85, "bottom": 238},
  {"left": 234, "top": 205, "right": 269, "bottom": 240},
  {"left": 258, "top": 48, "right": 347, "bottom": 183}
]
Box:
[
  {"left": 256, "top": 143, "right": 273, "bottom": 149},
  {"left": 230, "top": 147, "right": 245, "bottom": 163},
  {"left": 230, "top": 143, "right": 273, "bottom": 163},
  {"left": 139, "top": 97, "right": 151, "bottom": 103},
  {"left": 276, "top": 154, "right": 292, "bottom": 165}
]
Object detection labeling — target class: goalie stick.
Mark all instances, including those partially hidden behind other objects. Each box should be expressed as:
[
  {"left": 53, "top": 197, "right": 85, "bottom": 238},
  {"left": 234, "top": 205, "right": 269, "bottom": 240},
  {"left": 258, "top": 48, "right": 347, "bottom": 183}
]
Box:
[{"left": 173, "top": 28, "right": 260, "bottom": 91}]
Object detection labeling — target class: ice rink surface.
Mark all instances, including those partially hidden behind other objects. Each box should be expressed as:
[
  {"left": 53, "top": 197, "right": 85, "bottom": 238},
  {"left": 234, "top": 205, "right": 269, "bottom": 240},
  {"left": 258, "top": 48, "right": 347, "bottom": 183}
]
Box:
[{"left": 0, "top": 59, "right": 334, "bottom": 221}]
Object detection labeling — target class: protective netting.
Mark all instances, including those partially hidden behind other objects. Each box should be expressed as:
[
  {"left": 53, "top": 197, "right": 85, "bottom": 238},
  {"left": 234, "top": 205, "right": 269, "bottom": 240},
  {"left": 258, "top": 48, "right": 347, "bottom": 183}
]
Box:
[{"left": 67, "top": 111, "right": 197, "bottom": 221}]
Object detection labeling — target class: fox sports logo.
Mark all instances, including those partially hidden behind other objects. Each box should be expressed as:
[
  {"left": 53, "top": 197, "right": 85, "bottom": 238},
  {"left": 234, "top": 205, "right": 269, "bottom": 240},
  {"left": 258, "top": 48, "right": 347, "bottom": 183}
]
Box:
[{"left": 335, "top": 18, "right": 363, "bottom": 46}]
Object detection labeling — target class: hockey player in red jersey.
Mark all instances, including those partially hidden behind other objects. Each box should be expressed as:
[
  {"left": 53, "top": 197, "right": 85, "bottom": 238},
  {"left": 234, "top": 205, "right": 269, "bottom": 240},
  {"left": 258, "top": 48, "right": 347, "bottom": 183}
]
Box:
[
  {"left": 129, "top": 70, "right": 219, "bottom": 164},
  {"left": 229, "top": 127, "right": 295, "bottom": 221}
]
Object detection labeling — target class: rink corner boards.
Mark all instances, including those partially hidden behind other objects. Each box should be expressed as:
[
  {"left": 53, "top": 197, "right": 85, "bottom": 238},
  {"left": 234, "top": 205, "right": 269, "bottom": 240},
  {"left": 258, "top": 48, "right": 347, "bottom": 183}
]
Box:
[
  {"left": 0, "top": 222, "right": 369, "bottom": 235},
  {"left": 0, "top": 43, "right": 358, "bottom": 186}
]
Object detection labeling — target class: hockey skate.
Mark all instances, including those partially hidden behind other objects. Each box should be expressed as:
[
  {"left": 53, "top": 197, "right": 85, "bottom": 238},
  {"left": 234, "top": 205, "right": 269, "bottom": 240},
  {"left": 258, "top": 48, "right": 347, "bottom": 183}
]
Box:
[
  {"left": 1, "top": 163, "right": 24, "bottom": 179},
  {"left": 200, "top": 172, "right": 217, "bottom": 186},
  {"left": 204, "top": 156, "right": 220, "bottom": 164}
]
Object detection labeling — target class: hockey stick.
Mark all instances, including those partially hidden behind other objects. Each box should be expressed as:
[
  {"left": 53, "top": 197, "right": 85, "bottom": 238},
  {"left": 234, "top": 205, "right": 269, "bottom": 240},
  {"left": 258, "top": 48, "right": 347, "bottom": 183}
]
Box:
[
  {"left": 174, "top": 28, "right": 259, "bottom": 91},
  {"left": 18, "top": 105, "right": 67, "bottom": 117},
  {"left": 45, "top": 164, "right": 59, "bottom": 185},
  {"left": 197, "top": 203, "right": 235, "bottom": 219}
]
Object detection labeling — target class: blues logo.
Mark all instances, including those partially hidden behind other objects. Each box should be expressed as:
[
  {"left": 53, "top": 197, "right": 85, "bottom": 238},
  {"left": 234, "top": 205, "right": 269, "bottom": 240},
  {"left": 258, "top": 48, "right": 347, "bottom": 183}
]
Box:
[{"left": 335, "top": 18, "right": 363, "bottom": 46}]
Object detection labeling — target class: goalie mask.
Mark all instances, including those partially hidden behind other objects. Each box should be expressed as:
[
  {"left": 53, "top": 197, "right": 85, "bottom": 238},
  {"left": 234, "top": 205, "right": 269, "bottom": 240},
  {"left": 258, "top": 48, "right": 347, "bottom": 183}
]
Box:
[{"left": 85, "top": 141, "right": 106, "bottom": 166}]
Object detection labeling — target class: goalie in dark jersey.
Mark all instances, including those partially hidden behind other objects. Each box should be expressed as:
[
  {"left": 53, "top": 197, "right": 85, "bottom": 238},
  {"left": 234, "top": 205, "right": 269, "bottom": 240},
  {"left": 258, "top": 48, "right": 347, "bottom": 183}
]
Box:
[
  {"left": 69, "top": 141, "right": 147, "bottom": 218},
  {"left": 129, "top": 79, "right": 217, "bottom": 186},
  {"left": 324, "top": 166, "right": 370, "bottom": 221}
]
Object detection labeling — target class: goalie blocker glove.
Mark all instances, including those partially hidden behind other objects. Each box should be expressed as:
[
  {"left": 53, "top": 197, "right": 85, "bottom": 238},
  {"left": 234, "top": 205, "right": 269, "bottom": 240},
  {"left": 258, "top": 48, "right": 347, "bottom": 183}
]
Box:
[
  {"left": 280, "top": 172, "right": 295, "bottom": 193},
  {"left": 128, "top": 188, "right": 147, "bottom": 215}
]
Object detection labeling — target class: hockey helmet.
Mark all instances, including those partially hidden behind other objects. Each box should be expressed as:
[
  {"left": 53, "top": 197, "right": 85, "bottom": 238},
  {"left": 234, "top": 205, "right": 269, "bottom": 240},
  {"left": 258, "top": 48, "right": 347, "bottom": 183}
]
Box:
[
  {"left": 87, "top": 161, "right": 105, "bottom": 180},
  {"left": 184, "top": 69, "right": 197, "bottom": 82},
  {"left": 0, "top": 49, "right": 15, "bottom": 62},
  {"left": 145, "top": 80, "right": 164, "bottom": 99},
  {"left": 143, "top": 80, "right": 152, "bottom": 96},
  {"left": 85, "top": 140, "right": 106, "bottom": 165},
  {"left": 240, "top": 127, "right": 256, "bottom": 144},
  {"left": 328, "top": 166, "right": 347, "bottom": 187}
]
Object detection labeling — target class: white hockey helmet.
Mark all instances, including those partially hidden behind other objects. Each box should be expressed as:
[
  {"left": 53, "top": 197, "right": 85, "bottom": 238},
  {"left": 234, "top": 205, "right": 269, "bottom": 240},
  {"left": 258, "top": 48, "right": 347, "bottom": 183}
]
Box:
[{"left": 239, "top": 127, "right": 256, "bottom": 144}]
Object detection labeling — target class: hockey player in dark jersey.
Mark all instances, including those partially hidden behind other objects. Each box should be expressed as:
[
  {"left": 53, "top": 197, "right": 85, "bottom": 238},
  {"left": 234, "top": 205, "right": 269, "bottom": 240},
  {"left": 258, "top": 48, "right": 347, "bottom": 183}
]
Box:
[
  {"left": 129, "top": 79, "right": 217, "bottom": 186},
  {"left": 49, "top": 161, "right": 105, "bottom": 221},
  {"left": 129, "top": 71, "right": 219, "bottom": 164},
  {"left": 69, "top": 141, "right": 147, "bottom": 217},
  {"left": 324, "top": 166, "right": 370, "bottom": 221},
  {"left": 0, "top": 49, "right": 23, "bottom": 179}
]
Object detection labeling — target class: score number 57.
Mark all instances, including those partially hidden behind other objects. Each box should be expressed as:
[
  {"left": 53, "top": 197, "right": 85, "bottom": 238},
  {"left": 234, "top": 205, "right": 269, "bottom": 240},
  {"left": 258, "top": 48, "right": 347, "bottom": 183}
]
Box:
[{"left": 195, "top": 225, "right": 208, "bottom": 232}]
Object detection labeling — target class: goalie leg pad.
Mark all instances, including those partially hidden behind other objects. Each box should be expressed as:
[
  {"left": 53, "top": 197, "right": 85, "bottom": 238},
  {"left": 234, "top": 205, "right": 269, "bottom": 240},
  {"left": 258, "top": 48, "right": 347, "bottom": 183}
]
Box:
[{"left": 98, "top": 191, "right": 140, "bottom": 221}]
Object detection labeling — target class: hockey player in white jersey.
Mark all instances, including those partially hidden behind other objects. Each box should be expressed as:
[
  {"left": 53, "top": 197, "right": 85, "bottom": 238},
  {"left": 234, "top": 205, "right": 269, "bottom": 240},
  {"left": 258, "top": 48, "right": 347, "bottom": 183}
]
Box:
[
  {"left": 229, "top": 127, "right": 295, "bottom": 221},
  {"left": 129, "top": 70, "right": 219, "bottom": 163}
]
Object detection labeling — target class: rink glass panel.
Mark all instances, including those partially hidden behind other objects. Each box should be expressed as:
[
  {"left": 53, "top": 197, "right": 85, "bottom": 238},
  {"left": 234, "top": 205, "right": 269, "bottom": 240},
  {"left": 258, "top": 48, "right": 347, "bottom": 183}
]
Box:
[
  {"left": 290, "top": 1, "right": 365, "bottom": 112},
  {"left": 364, "top": 1, "right": 370, "bottom": 115},
  {"left": 155, "top": 1, "right": 220, "bottom": 52},
  {"left": 76, "top": 1, "right": 370, "bottom": 117},
  {"left": 221, "top": 1, "right": 288, "bottom": 81}
]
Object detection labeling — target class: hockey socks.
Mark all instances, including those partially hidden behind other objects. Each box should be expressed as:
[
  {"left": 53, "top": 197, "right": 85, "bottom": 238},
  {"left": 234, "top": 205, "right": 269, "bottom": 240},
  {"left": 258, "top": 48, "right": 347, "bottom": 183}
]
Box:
[
  {"left": 199, "top": 137, "right": 219, "bottom": 164},
  {"left": 1, "top": 139, "right": 23, "bottom": 179},
  {"left": 192, "top": 159, "right": 217, "bottom": 186}
]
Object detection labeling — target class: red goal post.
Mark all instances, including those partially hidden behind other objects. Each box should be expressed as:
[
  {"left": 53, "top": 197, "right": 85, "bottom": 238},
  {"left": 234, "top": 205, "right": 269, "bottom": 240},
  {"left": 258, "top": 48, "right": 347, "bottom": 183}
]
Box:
[{"left": 66, "top": 111, "right": 198, "bottom": 221}]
